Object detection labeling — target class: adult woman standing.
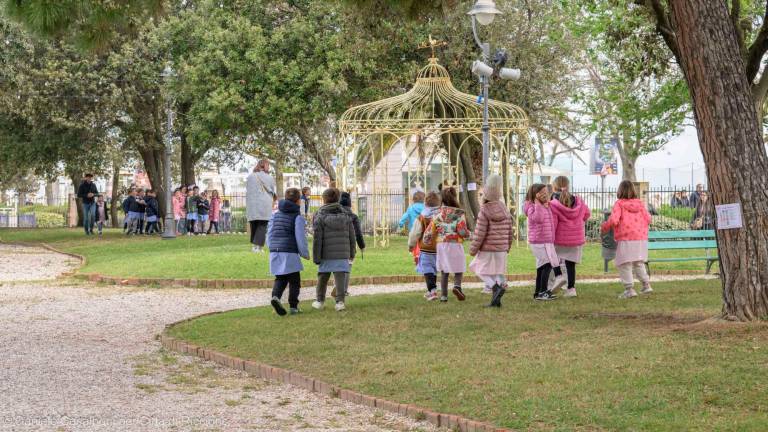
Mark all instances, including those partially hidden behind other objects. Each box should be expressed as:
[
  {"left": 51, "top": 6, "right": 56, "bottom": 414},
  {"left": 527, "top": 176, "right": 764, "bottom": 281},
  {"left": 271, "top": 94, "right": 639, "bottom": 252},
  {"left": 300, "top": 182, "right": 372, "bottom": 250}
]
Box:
[
  {"left": 246, "top": 159, "right": 277, "bottom": 252},
  {"left": 690, "top": 191, "right": 715, "bottom": 230}
]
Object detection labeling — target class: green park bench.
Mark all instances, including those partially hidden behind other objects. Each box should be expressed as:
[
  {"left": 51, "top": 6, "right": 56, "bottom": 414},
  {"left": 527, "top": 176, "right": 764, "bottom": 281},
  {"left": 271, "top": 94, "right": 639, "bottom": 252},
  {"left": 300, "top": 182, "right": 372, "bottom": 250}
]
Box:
[{"left": 603, "top": 230, "right": 719, "bottom": 274}]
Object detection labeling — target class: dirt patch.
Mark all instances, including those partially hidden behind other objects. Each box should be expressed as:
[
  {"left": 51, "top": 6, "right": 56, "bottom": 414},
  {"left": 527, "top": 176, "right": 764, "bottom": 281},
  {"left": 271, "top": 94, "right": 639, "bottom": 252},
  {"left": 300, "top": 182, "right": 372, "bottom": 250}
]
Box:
[{"left": 573, "top": 312, "right": 710, "bottom": 326}]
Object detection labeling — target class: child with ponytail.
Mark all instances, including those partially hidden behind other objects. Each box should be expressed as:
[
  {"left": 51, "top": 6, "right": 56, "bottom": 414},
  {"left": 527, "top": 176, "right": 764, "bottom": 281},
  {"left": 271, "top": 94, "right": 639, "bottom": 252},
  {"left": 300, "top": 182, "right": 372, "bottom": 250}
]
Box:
[
  {"left": 524, "top": 184, "right": 567, "bottom": 301},
  {"left": 550, "top": 176, "right": 591, "bottom": 297}
]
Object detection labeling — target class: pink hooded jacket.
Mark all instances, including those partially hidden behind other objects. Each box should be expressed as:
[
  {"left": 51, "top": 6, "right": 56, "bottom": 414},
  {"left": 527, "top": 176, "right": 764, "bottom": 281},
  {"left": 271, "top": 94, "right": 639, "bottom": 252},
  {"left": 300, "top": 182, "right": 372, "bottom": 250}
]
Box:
[
  {"left": 601, "top": 199, "right": 651, "bottom": 241},
  {"left": 550, "top": 196, "right": 591, "bottom": 247},
  {"left": 172, "top": 193, "right": 185, "bottom": 219},
  {"left": 524, "top": 201, "right": 555, "bottom": 244},
  {"left": 209, "top": 197, "right": 221, "bottom": 222}
]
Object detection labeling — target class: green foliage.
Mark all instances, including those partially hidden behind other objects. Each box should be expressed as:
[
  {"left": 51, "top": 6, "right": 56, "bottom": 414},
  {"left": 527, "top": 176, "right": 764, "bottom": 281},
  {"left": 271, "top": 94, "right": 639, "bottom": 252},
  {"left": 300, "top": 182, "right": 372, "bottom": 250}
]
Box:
[
  {"left": 19, "top": 204, "right": 68, "bottom": 216},
  {"left": 570, "top": 0, "right": 690, "bottom": 179},
  {"left": 657, "top": 204, "right": 695, "bottom": 224},
  {"left": 2, "top": 0, "right": 164, "bottom": 51}
]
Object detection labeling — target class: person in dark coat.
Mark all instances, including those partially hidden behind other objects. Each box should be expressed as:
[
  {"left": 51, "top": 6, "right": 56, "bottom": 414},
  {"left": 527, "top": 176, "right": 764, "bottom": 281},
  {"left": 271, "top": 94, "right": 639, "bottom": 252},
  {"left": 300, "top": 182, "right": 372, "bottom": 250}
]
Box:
[
  {"left": 77, "top": 173, "right": 99, "bottom": 235},
  {"left": 267, "top": 188, "right": 310, "bottom": 316},
  {"left": 690, "top": 191, "right": 716, "bottom": 230},
  {"left": 311, "top": 188, "right": 356, "bottom": 312},
  {"left": 144, "top": 190, "right": 160, "bottom": 235}
]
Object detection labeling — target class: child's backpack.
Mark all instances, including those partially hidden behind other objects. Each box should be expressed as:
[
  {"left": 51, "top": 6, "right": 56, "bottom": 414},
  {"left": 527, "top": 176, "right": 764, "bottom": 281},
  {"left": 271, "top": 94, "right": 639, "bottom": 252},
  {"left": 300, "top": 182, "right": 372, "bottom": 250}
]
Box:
[{"left": 419, "top": 215, "right": 439, "bottom": 250}]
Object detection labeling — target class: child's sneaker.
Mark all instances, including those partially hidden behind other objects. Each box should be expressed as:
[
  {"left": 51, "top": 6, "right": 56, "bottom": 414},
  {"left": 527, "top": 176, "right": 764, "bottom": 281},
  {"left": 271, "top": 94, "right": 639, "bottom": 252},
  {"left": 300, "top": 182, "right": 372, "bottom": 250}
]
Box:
[
  {"left": 618, "top": 289, "right": 638, "bottom": 299},
  {"left": 641, "top": 285, "right": 653, "bottom": 294},
  {"left": 551, "top": 275, "right": 567, "bottom": 293},
  {"left": 534, "top": 291, "right": 556, "bottom": 301},
  {"left": 270, "top": 296, "right": 287, "bottom": 316},
  {"left": 289, "top": 307, "right": 301, "bottom": 315},
  {"left": 425, "top": 290, "right": 438, "bottom": 301},
  {"left": 482, "top": 286, "right": 493, "bottom": 294},
  {"left": 439, "top": 296, "right": 448, "bottom": 303},
  {"left": 563, "top": 288, "right": 577, "bottom": 298},
  {"left": 311, "top": 301, "right": 324, "bottom": 310},
  {"left": 452, "top": 286, "right": 466, "bottom": 301},
  {"left": 335, "top": 302, "right": 346, "bottom": 312}
]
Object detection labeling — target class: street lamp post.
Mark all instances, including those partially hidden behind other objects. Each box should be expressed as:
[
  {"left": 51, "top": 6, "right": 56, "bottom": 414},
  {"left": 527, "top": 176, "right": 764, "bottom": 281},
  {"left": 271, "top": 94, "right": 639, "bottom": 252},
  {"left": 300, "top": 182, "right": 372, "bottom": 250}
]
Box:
[
  {"left": 468, "top": 0, "right": 520, "bottom": 184},
  {"left": 161, "top": 65, "right": 176, "bottom": 240}
]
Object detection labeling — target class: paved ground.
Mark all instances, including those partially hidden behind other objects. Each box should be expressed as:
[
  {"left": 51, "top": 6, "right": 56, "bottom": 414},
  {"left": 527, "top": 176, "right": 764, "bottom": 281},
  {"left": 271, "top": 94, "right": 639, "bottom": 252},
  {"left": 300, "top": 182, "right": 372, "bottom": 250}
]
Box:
[
  {"left": 0, "top": 244, "right": 438, "bottom": 432},
  {"left": 0, "top": 244, "right": 716, "bottom": 432}
]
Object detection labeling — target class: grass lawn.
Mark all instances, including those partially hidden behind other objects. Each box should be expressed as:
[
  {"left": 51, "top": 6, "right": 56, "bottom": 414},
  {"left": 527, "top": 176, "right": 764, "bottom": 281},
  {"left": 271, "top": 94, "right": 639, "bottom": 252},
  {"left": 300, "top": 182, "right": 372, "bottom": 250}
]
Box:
[
  {"left": 1, "top": 228, "right": 718, "bottom": 280},
  {"left": 168, "top": 279, "right": 767, "bottom": 431}
]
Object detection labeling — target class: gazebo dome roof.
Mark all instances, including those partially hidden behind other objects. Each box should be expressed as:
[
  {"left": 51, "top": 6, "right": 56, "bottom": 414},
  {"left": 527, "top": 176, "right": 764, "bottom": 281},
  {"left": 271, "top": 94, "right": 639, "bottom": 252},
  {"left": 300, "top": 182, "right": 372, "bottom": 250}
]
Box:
[{"left": 338, "top": 57, "right": 528, "bottom": 137}]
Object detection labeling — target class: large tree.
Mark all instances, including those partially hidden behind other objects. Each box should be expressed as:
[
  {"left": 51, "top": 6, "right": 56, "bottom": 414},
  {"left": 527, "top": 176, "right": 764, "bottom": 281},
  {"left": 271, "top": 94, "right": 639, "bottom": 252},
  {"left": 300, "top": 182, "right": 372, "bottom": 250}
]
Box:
[{"left": 639, "top": 0, "right": 768, "bottom": 320}]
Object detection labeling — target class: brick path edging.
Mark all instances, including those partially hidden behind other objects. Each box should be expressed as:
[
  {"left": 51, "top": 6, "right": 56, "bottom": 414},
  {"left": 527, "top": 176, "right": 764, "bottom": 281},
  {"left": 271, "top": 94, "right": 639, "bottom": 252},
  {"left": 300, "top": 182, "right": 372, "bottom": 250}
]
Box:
[
  {"left": 79, "top": 270, "right": 706, "bottom": 289},
  {"left": 160, "top": 313, "right": 511, "bottom": 432}
]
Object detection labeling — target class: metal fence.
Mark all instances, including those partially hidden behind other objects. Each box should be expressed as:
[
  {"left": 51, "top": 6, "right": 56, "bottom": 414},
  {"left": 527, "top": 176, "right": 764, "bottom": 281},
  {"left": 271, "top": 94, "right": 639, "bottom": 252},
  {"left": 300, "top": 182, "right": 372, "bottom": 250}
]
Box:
[{"left": 0, "top": 186, "right": 705, "bottom": 237}]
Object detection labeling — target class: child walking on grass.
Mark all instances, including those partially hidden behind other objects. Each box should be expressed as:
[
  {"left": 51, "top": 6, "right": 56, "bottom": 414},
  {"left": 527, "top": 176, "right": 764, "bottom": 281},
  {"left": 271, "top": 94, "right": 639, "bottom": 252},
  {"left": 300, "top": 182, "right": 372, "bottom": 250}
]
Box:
[
  {"left": 312, "top": 188, "right": 356, "bottom": 312},
  {"left": 186, "top": 187, "right": 198, "bottom": 235},
  {"left": 424, "top": 187, "right": 470, "bottom": 303},
  {"left": 525, "top": 184, "right": 567, "bottom": 301},
  {"left": 144, "top": 189, "right": 159, "bottom": 235},
  {"left": 399, "top": 190, "right": 426, "bottom": 231},
  {"left": 408, "top": 191, "right": 442, "bottom": 301},
  {"left": 550, "top": 176, "right": 591, "bottom": 298},
  {"left": 469, "top": 175, "right": 512, "bottom": 308},
  {"left": 173, "top": 187, "right": 186, "bottom": 235},
  {"left": 207, "top": 190, "right": 221, "bottom": 234},
  {"left": 601, "top": 180, "right": 653, "bottom": 299},
  {"left": 268, "top": 188, "right": 310, "bottom": 316},
  {"left": 95, "top": 195, "right": 109, "bottom": 236},
  {"left": 197, "top": 191, "right": 210, "bottom": 235}
]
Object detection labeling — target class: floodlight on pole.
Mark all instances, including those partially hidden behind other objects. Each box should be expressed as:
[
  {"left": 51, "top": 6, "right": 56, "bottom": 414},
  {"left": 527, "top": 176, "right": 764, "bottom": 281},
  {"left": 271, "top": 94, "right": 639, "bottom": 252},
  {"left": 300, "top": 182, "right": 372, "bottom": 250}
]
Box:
[{"left": 468, "top": 0, "right": 503, "bottom": 26}]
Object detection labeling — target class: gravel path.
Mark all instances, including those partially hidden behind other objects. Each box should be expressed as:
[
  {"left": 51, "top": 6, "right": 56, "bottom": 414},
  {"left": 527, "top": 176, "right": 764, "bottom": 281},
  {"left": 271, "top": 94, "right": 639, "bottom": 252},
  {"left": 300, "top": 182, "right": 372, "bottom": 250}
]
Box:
[{"left": 0, "top": 244, "right": 715, "bottom": 432}]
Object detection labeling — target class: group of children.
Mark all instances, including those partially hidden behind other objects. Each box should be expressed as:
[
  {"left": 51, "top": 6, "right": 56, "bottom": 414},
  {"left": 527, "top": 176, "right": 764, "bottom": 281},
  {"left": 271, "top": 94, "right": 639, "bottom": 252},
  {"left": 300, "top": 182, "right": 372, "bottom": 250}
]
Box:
[
  {"left": 267, "top": 176, "right": 653, "bottom": 316},
  {"left": 121, "top": 188, "right": 161, "bottom": 235},
  {"left": 171, "top": 185, "right": 231, "bottom": 236},
  {"left": 404, "top": 176, "right": 652, "bottom": 305},
  {"left": 267, "top": 187, "right": 363, "bottom": 315}
]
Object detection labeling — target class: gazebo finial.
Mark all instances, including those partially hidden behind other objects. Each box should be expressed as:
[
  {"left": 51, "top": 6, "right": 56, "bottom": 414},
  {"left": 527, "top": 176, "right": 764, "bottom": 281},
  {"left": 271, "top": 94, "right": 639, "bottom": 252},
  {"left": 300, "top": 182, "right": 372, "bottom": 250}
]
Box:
[{"left": 418, "top": 34, "right": 448, "bottom": 59}]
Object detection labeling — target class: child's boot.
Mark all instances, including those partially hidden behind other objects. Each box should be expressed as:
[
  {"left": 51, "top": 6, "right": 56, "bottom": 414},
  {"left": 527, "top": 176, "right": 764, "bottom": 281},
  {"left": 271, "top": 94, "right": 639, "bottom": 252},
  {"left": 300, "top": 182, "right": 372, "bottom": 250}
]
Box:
[
  {"left": 311, "top": 300, "right": 324, "bottom": 310},
  {"left": 270, "top": 296, "right": 287, "bottom": 316},
  {"left": 641, "top": 283, "right": 653, "bottom": 294},
  {"left": 452, "top": 286, "right": 466, "bottom": 301}
]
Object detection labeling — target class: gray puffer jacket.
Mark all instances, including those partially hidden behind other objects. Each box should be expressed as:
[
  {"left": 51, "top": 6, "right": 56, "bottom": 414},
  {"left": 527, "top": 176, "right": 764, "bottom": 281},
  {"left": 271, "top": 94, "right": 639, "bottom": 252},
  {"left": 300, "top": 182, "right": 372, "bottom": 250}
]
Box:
[{"left": 312, "top": 202, "right": 356, "bottom": 264}]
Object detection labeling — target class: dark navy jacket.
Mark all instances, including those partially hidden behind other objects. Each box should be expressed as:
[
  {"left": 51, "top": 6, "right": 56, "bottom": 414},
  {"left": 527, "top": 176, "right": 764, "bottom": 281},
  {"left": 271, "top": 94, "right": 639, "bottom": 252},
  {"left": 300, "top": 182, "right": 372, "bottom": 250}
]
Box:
[
  {"left": 144, "top": 196, "right": 159, "bottom": 218},
  {"left": 268, "top": 200, "right": 301, "bottom": 253},
  {"left": 122, "top": 196, "right": 134, "bottom": 213}
]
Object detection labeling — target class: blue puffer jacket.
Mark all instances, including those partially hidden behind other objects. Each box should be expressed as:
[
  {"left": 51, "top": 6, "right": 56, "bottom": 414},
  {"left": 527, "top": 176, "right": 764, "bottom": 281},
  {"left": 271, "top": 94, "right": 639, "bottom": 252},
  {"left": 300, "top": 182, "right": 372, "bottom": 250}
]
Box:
[{"left": 269, "top": 200, "right": 301, "bottom": 253}]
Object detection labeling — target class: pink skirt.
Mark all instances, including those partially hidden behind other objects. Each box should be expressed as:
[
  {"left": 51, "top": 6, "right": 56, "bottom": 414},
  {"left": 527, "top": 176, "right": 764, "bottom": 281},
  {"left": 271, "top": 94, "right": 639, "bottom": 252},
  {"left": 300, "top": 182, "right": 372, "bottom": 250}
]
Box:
[
  {"left": 436, "top": 242, "right": 466, "bottom": 274},
  {"left": 529, "top": 243, "right": 559, "bottom": 268},
  {"left": 469, "top": 251, "right": 508, "bottom": 275},
  {"left": 615, "top": 240, "right": 648, "bottom": 267}
]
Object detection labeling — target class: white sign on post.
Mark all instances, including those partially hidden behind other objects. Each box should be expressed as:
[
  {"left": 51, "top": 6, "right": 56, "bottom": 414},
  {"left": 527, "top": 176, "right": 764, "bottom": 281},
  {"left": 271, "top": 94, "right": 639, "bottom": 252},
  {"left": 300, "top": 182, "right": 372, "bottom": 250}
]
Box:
[
  {"left": 467, "top": 182, "right": 477, "bottom": 191},
  {"left": 715, "top": 203, "right": 743, "bottom": 230}
]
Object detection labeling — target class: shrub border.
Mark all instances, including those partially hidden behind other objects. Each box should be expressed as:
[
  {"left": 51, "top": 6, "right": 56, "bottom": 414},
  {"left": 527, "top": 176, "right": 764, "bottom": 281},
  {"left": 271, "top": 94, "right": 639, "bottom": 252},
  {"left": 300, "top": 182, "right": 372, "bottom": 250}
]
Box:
[{"left": 161, "top": 312, "right": 511, "bottom": 432}]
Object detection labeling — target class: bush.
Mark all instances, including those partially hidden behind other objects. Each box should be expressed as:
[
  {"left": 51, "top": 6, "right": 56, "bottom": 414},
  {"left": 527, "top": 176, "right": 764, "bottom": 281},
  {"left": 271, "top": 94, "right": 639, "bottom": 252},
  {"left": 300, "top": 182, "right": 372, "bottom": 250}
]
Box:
[
  {"left": 658, "top": 204, "right": 695, "bottom": 224},
  {"left": 19, "top": 204, "right": 67, "bottom": 216},
  {"left": 25, "top": 212, "right": 66, "bottom": 228}
]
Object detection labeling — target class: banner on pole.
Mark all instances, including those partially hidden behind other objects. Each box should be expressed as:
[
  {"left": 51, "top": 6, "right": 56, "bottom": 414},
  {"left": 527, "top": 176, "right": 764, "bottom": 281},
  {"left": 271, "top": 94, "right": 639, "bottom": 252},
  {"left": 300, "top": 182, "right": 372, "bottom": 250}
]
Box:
[{"left": 590, "top": 137, "right": 619, "bottom": 176}]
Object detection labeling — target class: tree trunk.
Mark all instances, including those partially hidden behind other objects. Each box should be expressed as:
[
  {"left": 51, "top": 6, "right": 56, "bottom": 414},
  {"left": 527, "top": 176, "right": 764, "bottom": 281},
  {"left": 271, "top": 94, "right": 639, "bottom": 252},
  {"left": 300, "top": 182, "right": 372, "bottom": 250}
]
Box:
[
  {"left": 273, "top": 155, "right": 285, "bottom": 198},
  {"left": 137, "top": 139, "right": 167, "bottom": 218},
  {"left": 616, "top": 133, "right": 638, "bottom": 182},
  {"left": 45, "top": 181, "right": 56, "bottom": 206},
  {"left": 670, "top": 0, "right": 768, "bottom": 320},
  {"left": 110, "top": 159, "right": 121, "bottom": 227},
  {"left": 180, "top": 132, "right": 196, "bottom": 187},
  {"left": 16, "top": 192, "right": 26, "bottom": 208}
]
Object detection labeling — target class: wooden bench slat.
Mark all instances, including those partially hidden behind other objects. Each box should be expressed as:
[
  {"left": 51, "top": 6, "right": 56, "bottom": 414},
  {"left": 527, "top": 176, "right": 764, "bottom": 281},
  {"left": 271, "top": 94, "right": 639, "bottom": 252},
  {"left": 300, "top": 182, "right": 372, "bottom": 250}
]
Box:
[
  {"left": 649, "top": 230, "right": 716, "bottom": 239},
  {"left": 648, "top": 257, "right": 719, "bottom": 262},
  {"left": 648, "top": 241, "right": 718, "bottom": 250}
]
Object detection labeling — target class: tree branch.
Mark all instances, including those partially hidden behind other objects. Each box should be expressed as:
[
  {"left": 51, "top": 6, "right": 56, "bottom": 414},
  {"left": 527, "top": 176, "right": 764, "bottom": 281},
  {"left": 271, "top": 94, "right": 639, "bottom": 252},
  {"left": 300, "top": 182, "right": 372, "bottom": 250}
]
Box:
[
  {"left": 745, "top": 1, "right": 768, "bottom": 83},
  {"left": 643, "top": 0, "right": 682, "bottom": 63}
]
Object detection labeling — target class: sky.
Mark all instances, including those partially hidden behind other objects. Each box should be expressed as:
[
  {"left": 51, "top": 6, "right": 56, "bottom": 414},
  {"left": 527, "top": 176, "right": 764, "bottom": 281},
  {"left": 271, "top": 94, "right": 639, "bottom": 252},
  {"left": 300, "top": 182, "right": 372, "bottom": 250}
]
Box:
[{"left": 568, "top": 125, "right": 706, "bottom": 190}]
